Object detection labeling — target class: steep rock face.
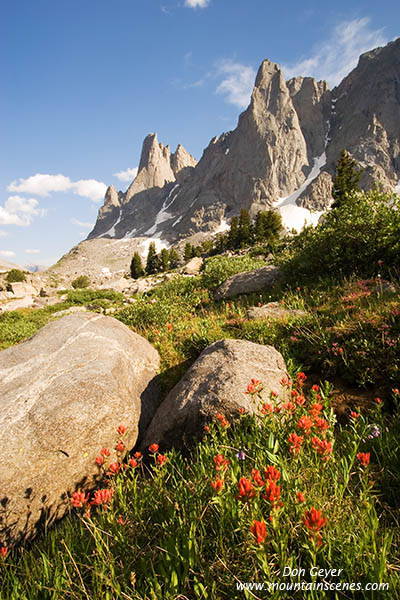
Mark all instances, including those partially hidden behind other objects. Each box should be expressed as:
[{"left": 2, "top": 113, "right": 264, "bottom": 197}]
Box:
[
  {"left": 88, "top": 185, "right": 124, "bottom": 239},
  {"left": 287, "top": 77, "right": 331, "bottom": 161},
  {"left": 157, "top": 60, "right": 311, "bottom": 237},
  {"left": 327, "top": 38, "right": 400, "bottom": 190},
  {"left": 125, "top": 133, "right": 176, "bottom": 202},
  {"left": 88, "top": 135, "right": 197, "bottom": 240}
]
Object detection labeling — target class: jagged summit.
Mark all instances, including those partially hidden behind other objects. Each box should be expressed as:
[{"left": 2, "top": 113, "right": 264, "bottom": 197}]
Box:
[{"left": 85, "top": 38, "right": 400, "bottom": 245}]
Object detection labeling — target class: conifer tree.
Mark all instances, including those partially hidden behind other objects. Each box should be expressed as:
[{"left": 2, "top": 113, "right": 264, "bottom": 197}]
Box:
[
  {"left": 130, "top": 252, "right": 144, "bottom": 279},
  {"left": 262, "top": 210, "right": 283, "bottom": 244},
  {"left": 238, "top": 208, "right": 252, "bottom": 247},
  {"left": 184, "top": 242, "right": 193, "bottom": 261},
  {"left": 168, "top": 247, "right": 179, "bottom": 269},
  {"left": 228, "top": 215, "right": 240, "bottom": 249},
  {"left": 332, "top": 149, "right": 363, "bottom": 209},
  {"left": 160, "top": 248, "right": 170, "bottom": 272},
  {"left": 146, "top": 242, "right": 159, "bottom": 275}
]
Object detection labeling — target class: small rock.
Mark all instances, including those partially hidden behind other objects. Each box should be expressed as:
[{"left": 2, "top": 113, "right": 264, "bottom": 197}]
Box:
[
  {"left": 247, "top": 302, "right": 307, "bottom": 321},
  {"left": 181, "top": 257, "right": 203, "bottom": 275}
]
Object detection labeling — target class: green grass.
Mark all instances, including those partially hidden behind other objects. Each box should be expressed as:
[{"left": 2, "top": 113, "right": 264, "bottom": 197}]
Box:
[
  {"left": 1, "top": 381, "right": 399, "bottom": 599},
  {"left": 1, "top": 248, "right": 400, "bottom": 598}
]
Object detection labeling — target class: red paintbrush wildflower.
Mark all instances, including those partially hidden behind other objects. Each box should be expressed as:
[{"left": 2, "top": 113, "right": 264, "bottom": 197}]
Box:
[
  {"left": 250, "top": 520, "right": 267, "bottom": 544},
  {"left": 357, "top": 452, "right": 370, "bottom": 466},
  {"left": 236, "top": 477, "right": 256, "bottom": 502},
  {"left": 303, "top": 507, "right": 326, "bottom": 532}
]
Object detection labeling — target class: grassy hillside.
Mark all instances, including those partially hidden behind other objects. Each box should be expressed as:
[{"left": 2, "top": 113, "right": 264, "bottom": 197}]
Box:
[{"left": 1, "top": 189, "right": 399, "bottom": 598}]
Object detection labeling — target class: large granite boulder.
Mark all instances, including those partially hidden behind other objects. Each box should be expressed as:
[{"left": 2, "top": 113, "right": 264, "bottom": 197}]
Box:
[
  {"left": 214, "top": 265, "right": 282, "bottom": 300},
  {"left": 0, "top": 312, "right": 160, "bottom": 545},
  {"left": 142, "top": 339, "right": 287, "bottom": 450}
]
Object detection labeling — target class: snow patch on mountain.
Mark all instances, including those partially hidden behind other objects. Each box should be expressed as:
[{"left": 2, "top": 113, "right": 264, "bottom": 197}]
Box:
[
  {"left": 144, "top": 184, "right": 180, "bottom": 236},
  {"left": 101, "top": 209, "right": 122, "bottom": 237},
  {"left": 214, "top": 219, "right": 230, "bottom": 234},
  {"left": 275, "top": 153, "right": 326, "bottom": 231},
  {"left": 139, "top": 237, "right": 169, "bottom": 257}
]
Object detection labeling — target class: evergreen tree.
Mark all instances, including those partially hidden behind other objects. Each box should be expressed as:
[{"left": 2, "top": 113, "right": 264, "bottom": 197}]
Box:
[
  {"left": 254, "top": 211, "right": 266, "bottom": 243},
  {"left": 227, "top": 215, "right": 240, "bottom": 249},
  {"left": 146, "top": 242, "right": 159, "bottom": 275},
  {"left": 262, "top": 210, "right": 283, "bottom": 244},
  {"left": 193, "top": 246, "right": 202, "bottom": 257},
  {"left": 130, "top": 252, "right": 144, "bottom": 279},
  {"left": 238, "top": 208, "right": 252, "bottom": 247},
  {"left": 201, "top": 240, "right": 214, "bottom": 256},
  {"left": 215, "top": 233, "right": 227, "bottom": 253},
  {"left": 332, "top": 149, "right": 363, "bottom": 209},
  {"left": 160, "top": 248, "right": 170, "bottom": 272},
  {"left": 168, "top": 247, "right": 179, "bottom": 269},
  {"left": 184, "top": 242, "right": 193, "bottom": 261}
]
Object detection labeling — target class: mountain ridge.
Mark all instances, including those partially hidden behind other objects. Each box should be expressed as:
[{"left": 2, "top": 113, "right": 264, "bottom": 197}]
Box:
[{"left": 46, "top": 38, "right": 400, "bottom": 282}]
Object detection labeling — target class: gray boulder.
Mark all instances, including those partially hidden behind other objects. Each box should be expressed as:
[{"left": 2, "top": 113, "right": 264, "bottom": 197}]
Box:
[
  {"left": 247, "top": 302, "right": 307, "bottom": 321},
  {"left": 0, "top": 312, "right": 160, "bottom": 545},
  {"left": 214, "top": 265, "right": 282, "bottom": 300},
  {"left": 142, "top": 338, "right": 287, "bottom": 450}
]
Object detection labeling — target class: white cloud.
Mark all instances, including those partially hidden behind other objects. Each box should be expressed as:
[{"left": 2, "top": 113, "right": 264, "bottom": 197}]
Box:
[
  {"left": 8, "top": 174, "right": 71, "bottom": 196},
  {"left": 215, "top": 60, "right": 256, "bottom": 108},
  {"left": 281, "top": 18, "right": 387, "bottom": 87},
  {"left": 0, "top": 196, "right": 46, "bottom": 227},
  {"left": 113, "top": 167, "right": 138, "bottom": 182},
  {"left": 70, "top": 218, "right": 93, "bottom": 228},
  {"left": 8, "top": 173, "right": 107, "bottom": 202},
  {"left": 184, "top": 0, "right": 210, "bottom": 8},
  {"left": 0, "top": 250, "right": 16, "bottom": 258},
  {"left": 25, "top": 248, "right": 40, "bottom": 254},
  {"left": 72, "top": 179, "right": 107, "bottom": 201}
]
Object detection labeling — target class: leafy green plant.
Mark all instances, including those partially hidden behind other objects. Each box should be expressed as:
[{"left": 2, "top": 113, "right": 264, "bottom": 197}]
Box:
[
  {"left": 71, "top": 275, "right": 90, "bottom": 289},
  {"left": 0, "top": 377, "right": 397, "bottom": 599},
  {"left": 201, "top": 255, "right": 267, "bottom": 291},
  {"left": 281, "top": 189, "right": 400, "bottom": 282},
  {"left": 5, "top": 269, "right": 26, "bottom": 283}
]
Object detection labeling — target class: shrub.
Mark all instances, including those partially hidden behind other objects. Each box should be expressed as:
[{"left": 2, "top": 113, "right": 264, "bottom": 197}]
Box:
[
  {"left": 281, "top": 189, "right": 400, "bottom": 282},
  {"left": 6, "top": 269, "right": 26, "bottom": 283},
  {"left": 71, "top": 275, "right": 90, "bottom": 289},
  {"left": 201, "top": 255, "right": 267, "bottom": 291},
  {"left": 66, "top": 288, "right": 123, "bottom": 305}
]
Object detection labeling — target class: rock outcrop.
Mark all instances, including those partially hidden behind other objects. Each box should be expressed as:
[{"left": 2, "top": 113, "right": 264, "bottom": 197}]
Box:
[
  {"left": 0, "top": 313, "right": 160, "bottom": 545},
  {"left": 142, "top": 339, "right": 287, "bottom": 450},
  {"left": 214, "top": 265, "right": 282, "bottom": 300}
]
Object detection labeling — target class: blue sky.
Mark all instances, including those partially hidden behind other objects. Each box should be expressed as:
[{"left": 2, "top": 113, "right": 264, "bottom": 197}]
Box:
[{"left": 1, "top": 0, "right": 399, "bottom": 267}]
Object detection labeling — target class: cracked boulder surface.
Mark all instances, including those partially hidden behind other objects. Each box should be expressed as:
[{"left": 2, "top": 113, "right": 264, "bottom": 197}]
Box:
[{"left": 0, "top": 312, "right": 160, "bottom": 545}]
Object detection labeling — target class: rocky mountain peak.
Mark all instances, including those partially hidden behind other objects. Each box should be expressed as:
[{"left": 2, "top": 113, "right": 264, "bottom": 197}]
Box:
[
  {"left": 287, "top": 76, "right": 331, "bottom": 160},
  {"left": 171, "top": 144, "right": 197, "bottom": 178},
  {"left": 104, "top": 184, "right": 121, "bottom": 207},
  {"left": 83, "top": 38, "right": 400, "bottom": 248}
]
